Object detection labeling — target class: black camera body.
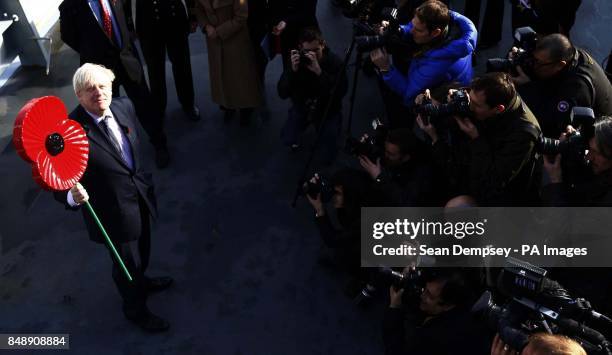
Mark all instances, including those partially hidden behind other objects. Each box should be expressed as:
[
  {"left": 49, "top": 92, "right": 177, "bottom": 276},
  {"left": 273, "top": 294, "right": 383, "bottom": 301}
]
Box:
[
  {"left": 413, "top": 89, "right": 471, "bottom": 124},
  {"left": 472, "top": 258, "right": 612, "bottom": 354},
  {"left": 380, "top": 267, "right": 424, "bottom": 295},
  {"left": 353, "top": 7, "right": 416, "bottom": 55},
  {"left": 298, "top": 49, "right": 313, "bottom": 69},
  {"left": 302, "top": 174, "right": 334, "bottom": 203},
  {"left": 345, "top": 119, "right": 388, "bottom": 162},
  {"left": 538, "top": 107, "right": 596, "bottom": 157},
  {"left": 486, "top": 27, "right": 538, "bottom": 74}
]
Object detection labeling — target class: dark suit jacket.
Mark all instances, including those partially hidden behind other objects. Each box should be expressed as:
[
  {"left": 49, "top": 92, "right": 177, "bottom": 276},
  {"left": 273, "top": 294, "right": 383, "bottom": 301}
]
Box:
[
  {"left": 55, "top": 98, "right": 157, "bottom": 244},
  {"left": 59, "top": 0, "right": 143, "bottom": 83},
  {"left": 126, "top": 0, "right": 193, "bottom": 35}
]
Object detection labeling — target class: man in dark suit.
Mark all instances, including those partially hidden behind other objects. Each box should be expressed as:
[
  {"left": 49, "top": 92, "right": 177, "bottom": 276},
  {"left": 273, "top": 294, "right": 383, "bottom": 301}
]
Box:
[
  {"left": 58, "top": 63, "right": 173, "bottom": 332},
  {"left": 126, "top": 0, "right": 200, "bottom": 121},
  {"left": 59, "top": 0, "right": 171, "bottom": 168}
]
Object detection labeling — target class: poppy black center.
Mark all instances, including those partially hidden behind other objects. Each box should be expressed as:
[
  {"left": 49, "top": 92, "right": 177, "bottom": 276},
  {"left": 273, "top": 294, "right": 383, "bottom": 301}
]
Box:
[{"left": 45, "top": 133, "right": 65, "bottom": 156}]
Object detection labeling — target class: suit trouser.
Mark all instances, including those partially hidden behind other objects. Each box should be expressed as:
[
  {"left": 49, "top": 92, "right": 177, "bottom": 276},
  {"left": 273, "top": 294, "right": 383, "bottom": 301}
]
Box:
[
  {"left": 464, "top": 0, "right": 505, "bottom": 45},
  {"left": 111, "top": 63, "right": 167, "bottom": 149},
  {"left": 139, "top": 29, "right": 195, "bottom": 113},
  {"left": 110, "top": 198, "right": 151, "bottom": 317}
]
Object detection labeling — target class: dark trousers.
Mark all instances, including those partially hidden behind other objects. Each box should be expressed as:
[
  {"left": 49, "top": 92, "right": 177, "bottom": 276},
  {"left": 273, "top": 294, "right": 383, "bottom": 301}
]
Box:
[
  {"left": 281, "top": 104, "right": 341, "bottom": 164},
  {"left": 139, "top": 30, "right": 195, "bottom": 113},
  {"left": 464, "top": 0, "right": 505, "bottom": 45},
  {"left": 110, "top": 199, "right": 151, "bottom": 317},
  {"left": 111, "top": 64, "right": 167, "bottom": 148}
]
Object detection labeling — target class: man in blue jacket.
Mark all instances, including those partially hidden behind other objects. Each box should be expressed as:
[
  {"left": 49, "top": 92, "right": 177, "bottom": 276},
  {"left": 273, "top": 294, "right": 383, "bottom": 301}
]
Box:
[{"left": 371, "top": 0, "right": 477, "bottom": 109}]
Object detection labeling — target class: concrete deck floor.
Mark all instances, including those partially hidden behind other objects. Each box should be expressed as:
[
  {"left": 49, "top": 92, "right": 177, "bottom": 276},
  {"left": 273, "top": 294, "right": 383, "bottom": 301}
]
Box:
[{"left": 0, "top": 1, "right": 610, "bottom": 354}]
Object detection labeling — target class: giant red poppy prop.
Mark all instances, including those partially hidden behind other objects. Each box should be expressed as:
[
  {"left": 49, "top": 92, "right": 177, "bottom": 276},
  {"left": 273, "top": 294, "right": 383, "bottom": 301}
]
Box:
[
  {"left": 13, "top": 96, "right": 132, "bottom": 281},
  {"left": 13, "top": 96, "right": 89, "bottom": 190}
]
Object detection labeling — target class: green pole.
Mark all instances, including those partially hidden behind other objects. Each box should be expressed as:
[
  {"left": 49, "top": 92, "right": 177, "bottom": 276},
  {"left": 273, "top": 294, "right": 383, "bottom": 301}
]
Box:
[{"left": 84, "top": 201, "right": 133, "bottom": 282}]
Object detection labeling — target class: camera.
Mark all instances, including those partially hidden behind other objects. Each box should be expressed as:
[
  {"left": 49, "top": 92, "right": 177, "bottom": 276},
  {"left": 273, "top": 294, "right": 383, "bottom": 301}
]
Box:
[
  {"left": 472, "top": 258, "right": 612, "bottom": 354},
  {"left": 298, "top": 49, "right": 313, "bottom": 68},
  {"left": 340, "top": 0, "right": 376, "bottom": 19},
  {"left": 344, "top": 118, "right": 388, "bottom": 161},
  {"left": 413, "top": 89, "right": 471, "bottom": 124},
  {"left": 486, "top": 27, "right": 538, "bottom": 74},
  {"left": 353, "top": 8, "right": 416, "bottom": 54},
  {"left": 302, "top": 174, "right": 334, "bottom": 202},
  {"left": 537, "top": 107, "right": 595, "bottom": 157},
  {"left": 379, "top": 267, "right": 424, "bottom": 295}
]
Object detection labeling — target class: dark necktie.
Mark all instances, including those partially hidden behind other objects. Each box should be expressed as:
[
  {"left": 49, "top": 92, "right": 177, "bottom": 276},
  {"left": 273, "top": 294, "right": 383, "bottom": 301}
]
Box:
[
  {"left": 100, "top": 116, "right": 124, "bottom": 157},
  {"left": 98, "top": 0, "right": 113, "bottom": 40}
]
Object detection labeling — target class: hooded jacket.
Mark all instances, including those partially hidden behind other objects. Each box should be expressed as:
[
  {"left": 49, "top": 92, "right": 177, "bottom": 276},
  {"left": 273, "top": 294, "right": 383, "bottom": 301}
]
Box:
[{"left": 382, "top": 10, "right": 477, "bottom": 106}]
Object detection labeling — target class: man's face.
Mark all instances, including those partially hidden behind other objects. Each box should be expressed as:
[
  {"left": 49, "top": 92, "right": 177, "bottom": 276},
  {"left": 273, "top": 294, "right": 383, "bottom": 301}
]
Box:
[
  {"left": 530, "top": 49, "right": 567, "bottom": 80},
  {"left": 410, "top": 16, "right": 439, "bottom": 45},
  {"left": 587, "top": 137, "right": 612, "bottom": 175},
  {"left": 76, "top": 77, "right": 112, "bottom": 116},
  {"left": 468, "top": 89, "right": 501, "bottom": 121},
  {"left": 384, "top": 141, "right": 409, "bottom": 167},
  {"left": 419, "top": 280, "right": 452, "bottom": 315},
  {"left": 299, "top": 40, "right": 325, "bottom": 61},
  {"left": 332, "top": 185, "right": 344, "bottom": 209}
]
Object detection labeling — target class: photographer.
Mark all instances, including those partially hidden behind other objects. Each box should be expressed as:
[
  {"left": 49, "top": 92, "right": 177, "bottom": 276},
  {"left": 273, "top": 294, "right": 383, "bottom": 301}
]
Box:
[
  {"left": 540, "top": 118, "right": 612, "bottom": 327},
  {"left": 450, "top": 73, "right": 541, "bottom": 206},
  {"left": 358, "top": 128, "right": 437, "bottom": 206},
  {"left": 511, "top": 34, "right": 612, "bottom": 138},
  {"left": 305, "top": 169, "right": 371, "bottom": 289},
  {"left": 278, "top": 27, "right": 348, "bottom": 163},
  {"left": 370, "top": 0, "right": 476, "bottom": 112},
  {"left": 541, "top": 116, "right": 612, "bottom": 207},
  {"left": 415, "top": 83, "right": 472, "bottom": 200},
  {"left": 491, "top": 333, "right": 586, "bottom": 355},
  {"left": 383, "top": 270, "right": 490, "bottom": 355}
]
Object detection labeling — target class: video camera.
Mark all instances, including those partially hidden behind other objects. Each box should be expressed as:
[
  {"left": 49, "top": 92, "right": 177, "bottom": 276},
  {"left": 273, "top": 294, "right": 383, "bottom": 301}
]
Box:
[
  {"left": 413, "top": 89, "right": 471, "bottom": 124},
  {"left": 538, "top": 107, "right": 595, "bottom": 158},
  {"left": 472, "top": 258, "right": 612, "bottom": 354},
  {"left": 487, "top": 27, "right": 538, "bottom": 74},
  {"left": 344, "top": 118, "right": 388, "bottom": 162},
  {"left": 302, "top": 174, "right": 334, "bottom": 202}
]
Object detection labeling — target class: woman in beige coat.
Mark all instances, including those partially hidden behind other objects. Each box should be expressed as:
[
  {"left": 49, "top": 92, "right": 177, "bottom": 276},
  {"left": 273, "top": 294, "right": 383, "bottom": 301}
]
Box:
[{"left": 194, "top": 0, "right": 263, "bottom": 124}]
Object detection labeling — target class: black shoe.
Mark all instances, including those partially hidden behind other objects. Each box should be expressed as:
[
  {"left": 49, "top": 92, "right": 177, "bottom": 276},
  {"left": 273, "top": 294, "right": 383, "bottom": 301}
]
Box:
[
  {"left": 183, "top": 105, "right": 201, "bottom": 121},
  {"left": 124, "top": 310, "right": 170, "bottom": 333},
  {"left": 145, "top": 276, "right": 174, "bottom": 294},
  {"left": 155, "top": 146, "right": 170, "bottom": 169}
]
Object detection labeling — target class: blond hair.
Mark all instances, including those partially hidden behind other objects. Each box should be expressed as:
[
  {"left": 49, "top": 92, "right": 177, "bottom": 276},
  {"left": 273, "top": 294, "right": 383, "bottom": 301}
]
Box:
[
  {"left": 526, "top": 333, "right": 587, "bottom": 355},
  {"left": 72, "top": 63, "right": 115, "bottom": 94}
]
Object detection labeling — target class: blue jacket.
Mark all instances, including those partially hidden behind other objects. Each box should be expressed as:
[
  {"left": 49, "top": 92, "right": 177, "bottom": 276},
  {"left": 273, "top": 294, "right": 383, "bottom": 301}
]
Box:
[{"left": 382, "top": 11, "right": 477, "bottom": 106}]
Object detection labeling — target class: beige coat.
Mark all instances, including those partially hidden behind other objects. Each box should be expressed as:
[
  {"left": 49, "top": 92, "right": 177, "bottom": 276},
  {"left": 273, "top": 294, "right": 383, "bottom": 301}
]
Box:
[{"left": 194, "top": 0, "right": 263, "bottom": 109}]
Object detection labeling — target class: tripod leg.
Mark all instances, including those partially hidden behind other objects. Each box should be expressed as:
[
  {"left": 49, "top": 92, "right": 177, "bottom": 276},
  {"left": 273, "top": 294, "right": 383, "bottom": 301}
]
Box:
[{"left": 346, "top": 52, "right": 362, "bottom": 136}]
